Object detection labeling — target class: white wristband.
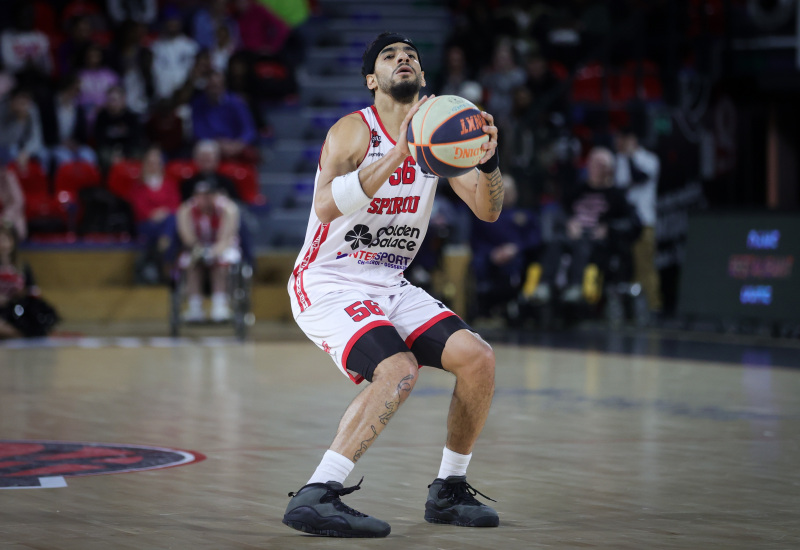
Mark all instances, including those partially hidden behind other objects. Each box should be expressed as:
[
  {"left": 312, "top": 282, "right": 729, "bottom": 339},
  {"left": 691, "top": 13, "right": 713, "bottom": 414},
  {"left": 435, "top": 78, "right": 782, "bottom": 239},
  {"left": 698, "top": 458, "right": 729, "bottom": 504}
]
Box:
[{"left": 331, "top": 170, "right": 371, "bottom": 216}]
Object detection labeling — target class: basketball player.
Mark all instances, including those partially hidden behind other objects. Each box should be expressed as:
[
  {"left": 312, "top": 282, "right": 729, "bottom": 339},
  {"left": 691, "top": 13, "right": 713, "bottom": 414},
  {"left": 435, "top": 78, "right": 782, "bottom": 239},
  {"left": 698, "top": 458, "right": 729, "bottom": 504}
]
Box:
[{"left": 283, "top": 32, "right": 504, "bottom": 538}]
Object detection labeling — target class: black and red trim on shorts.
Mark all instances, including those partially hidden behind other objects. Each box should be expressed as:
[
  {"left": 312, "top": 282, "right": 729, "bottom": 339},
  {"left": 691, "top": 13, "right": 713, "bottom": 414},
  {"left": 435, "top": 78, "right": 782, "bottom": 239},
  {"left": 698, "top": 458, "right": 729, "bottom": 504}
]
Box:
[{"left": 343, "top": 313, "right": 472, "bottom": 383}]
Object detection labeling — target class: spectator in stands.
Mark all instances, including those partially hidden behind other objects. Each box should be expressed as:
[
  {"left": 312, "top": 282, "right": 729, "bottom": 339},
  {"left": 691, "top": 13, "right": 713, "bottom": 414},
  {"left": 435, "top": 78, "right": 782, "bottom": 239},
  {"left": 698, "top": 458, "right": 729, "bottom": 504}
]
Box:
[
  {"left": 0, "top": 221, "right": 58, "bottom": 338},
  {"left": 92, "top": 85, "right": 142, "bottom": 171},
  {"left": 191, "top": 71, "right": 257, "bottom": 162},
  {"left": 40, "top": 74, "right": 97, "bottom": 170},
  {"left": 231, "top": 0, "right": 290, "bottom": 55},
  {"left": 77, "top": 44, "right": 120, "bottom": 124},
  {"left": 524, "top": 52, "right": 564, "bottom": 115},
  {"left": 226, "top": 52, "right": 269, "bottom": 135},
  {"left": 0, "top": 61, "right": 16, "bottom": 103},
  {"left": 211, "top": 21, "right": 238, "bottom": 74},
  {"left": 56, "top": 15, "right": 94, "bottom": 77},
  {"left": 0, "top": 3, "right": 53, "bottom": 80},
  {"left": 106, "top": 0, "right": 157, "bottom": 26},
  {"left": 151, "top": 6, "right": 199, "bottom": 100},
  {"left": 176, "top": 179, "right": 240, "bottom": 322},
  {"left": 111, "top": 21, "right": 155, "bottom": 115},
  {"left": 131, "top": 145, "right": 180, "bottom": 241},
  {"left": 0, "top": 160, "right": 26, "bottom": 240},
  {"left": 435, "top": 44, "right": 478, "bottom": 98},
  {"left": 145, "top": 99, "right": 186, "bottom": 159},
  {"left": 0, "top": 87, "right": 45, "bottom": 170},
  {"left": 530, "top": 147, "right": 641, "bottom": 304},
  {"left": 130, "top": 146, "right": 180, "bottom": 284},
  {"left": 180, "top": 139, "right": 239, "bottom": 201},
  {"left": 179, "top": 139, "right": 256, "bottom": 267},
  {"left": 614, "top": 125, "right": 662, "bottom": 314},
  {"left": 481, "top": 39, "right": 525, "bottom": 164},
  {"left": 470, "top": 175, "right": 540, "bottom": 320},
  {"left": 193, "top": 0, "right": 240, "bottom": 51}
]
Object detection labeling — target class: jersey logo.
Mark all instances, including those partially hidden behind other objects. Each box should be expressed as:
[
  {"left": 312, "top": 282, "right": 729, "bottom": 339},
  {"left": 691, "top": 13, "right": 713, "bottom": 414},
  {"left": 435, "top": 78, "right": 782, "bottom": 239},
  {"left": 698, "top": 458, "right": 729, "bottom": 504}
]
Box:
[
  {"left": 371, "top": 129, "right": 381, "bottom": 147},
  {"left": 367, "top": 195, "right": 420, "bottom": 215},
  {"left": 344, "top": 224, "right": 373, "bottom": 250}
]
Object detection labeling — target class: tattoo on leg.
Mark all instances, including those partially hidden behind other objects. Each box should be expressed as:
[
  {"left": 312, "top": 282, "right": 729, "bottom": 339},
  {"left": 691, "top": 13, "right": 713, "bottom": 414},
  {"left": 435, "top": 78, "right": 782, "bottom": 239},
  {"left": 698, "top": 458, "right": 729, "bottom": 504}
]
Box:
[
  {"left": 354, "top": 375, "right": 415, "bottom": 461},
  {"left": 353, "top": 425, "right": 378, "bottom": 461},
  {"left": 378, "top": 374, "right": 414, "bottom": 425},
  {"left": 485, "top": 168, "right": 503, "bottom": 213}
]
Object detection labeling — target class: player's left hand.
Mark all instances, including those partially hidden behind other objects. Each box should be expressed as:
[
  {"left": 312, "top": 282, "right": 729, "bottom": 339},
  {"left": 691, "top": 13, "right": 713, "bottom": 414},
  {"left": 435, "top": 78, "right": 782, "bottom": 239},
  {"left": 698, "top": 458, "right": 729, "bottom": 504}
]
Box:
[{"left": 479, "top": 111, "right": 498, "bottom": 165}]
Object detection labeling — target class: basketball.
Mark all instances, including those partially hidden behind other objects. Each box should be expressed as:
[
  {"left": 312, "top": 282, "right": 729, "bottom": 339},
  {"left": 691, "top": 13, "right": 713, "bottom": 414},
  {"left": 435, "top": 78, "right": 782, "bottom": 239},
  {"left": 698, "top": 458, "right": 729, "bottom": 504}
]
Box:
[{"left": 407, "top": 95, "right": 490, "bottom": 178}]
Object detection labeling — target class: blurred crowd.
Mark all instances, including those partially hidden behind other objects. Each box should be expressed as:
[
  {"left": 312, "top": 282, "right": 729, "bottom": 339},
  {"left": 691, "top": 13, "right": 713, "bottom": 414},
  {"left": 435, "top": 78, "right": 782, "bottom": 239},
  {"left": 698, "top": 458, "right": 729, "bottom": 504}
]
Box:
[
  {"left": 422, "top": 0, "right": 674, "bottom": 324},
  {"left": 0, "top": 0, "right": 684, "bottom": 333},
  {"left": 0, "top": 0, "right": 306, "bottom": 245},
  {"left": 0, "top": 0, "right": 314, "bottom": 333}
]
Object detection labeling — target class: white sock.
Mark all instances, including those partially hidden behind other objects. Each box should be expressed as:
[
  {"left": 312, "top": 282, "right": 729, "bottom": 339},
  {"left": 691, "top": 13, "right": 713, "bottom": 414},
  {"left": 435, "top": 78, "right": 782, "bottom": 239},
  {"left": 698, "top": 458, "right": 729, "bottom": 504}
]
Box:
[
  {"left": 437, "top": 446, "right": 472, "bottom": 480},
  {"left": 212, "top": 292, "right": 228, "bottom": 307},
  {"left": 188, "top": 295, "right": 203, "bottom": 311},
  {"left": 307, "top": 450, "right": 354, "bottom": 485}
]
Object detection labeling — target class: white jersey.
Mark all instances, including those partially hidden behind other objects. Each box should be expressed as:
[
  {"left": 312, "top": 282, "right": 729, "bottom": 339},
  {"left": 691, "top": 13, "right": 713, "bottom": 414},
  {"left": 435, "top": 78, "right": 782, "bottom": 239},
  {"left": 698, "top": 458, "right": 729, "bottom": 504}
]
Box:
[{"left": 288, "top": 105, "right": 439, "bottom": 317}]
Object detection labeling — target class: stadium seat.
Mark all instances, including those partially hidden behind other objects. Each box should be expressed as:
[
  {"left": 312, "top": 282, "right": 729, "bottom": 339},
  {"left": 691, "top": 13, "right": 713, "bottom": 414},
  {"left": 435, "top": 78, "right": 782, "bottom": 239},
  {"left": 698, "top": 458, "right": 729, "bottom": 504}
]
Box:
[
  {"left": 570, "top": 62, "right": 604, "bottom": 103},
  {"left": 218, "top": 162, "right": 265, "bottom": 205},
  {"left": 608, "top": 71, "right": 637, "bottom": 104},
  {"left": 8, "top": 160, "right": 49, "bottom": 197},
  {"left": 54, "top": 160, "right": 101, "bottom": 204},
  {"left": 7, "top": 161, "right": 64, "bottom": 225},
  {"left": 549, "top": 61, "right": 569, "bottom": 81},
  {"left": 107, "top": 160, "right": 142, "bottom": 200},
  {"left": 165, "top": 159, "right": 197, "bottom": 183}
]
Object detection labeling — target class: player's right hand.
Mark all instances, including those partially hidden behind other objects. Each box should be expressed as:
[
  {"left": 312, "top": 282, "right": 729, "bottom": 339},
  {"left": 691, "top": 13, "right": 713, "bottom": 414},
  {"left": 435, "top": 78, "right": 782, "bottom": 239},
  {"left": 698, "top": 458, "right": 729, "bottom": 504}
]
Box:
[{"left": 397, "top": 94, "right": 433, "bottom": 158}]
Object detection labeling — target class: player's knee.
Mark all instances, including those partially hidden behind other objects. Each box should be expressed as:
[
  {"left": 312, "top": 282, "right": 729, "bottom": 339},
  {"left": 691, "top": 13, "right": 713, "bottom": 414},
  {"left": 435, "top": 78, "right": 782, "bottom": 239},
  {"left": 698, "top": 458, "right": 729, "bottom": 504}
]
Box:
[
  {"left": 459, "top": 341, "right": 495, "bottom": 383},
  {"left": 373, "top": 352, "right": 419, "bottom": 395}
]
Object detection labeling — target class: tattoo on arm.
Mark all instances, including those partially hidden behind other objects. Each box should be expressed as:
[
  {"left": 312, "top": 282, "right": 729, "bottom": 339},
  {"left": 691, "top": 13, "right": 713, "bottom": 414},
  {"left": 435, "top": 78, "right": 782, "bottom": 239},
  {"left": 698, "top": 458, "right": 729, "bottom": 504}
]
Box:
[{"left": 485, "top": 169, "right": 503, "bottom": 212}]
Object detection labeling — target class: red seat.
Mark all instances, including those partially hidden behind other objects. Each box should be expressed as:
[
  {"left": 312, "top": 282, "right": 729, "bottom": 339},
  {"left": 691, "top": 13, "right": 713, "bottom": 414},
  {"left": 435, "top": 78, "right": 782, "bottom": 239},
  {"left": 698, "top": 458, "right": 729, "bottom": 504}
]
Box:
[
  {"left": 570, "top": 63, "right": 604, "bottom": 103},
  {"left": 8, "top": 160, "right": 49, "bottom": 196},
  {"left": 549, "top": 61, "right": 569, "bottom": 81},
  {"left": 54, "top": 161, "right": 101, "bottom": 204},
  {"left": 218, "top": 162, "right": 264, "bottom": 205},
  {"left": 107, "top": 160, "right": 142, "bottom": 200},
  {"left": 624, "top": 60, "right": 663, "bottom": 102},
  {"left": 608, "top": 72, "right": 636, "bottom": 104},
  {"left": 165, "top": 160, "right": 197, "bottom": 183},
  {"left": 6, "top": 161, "right": 64, "bottom": 223}
]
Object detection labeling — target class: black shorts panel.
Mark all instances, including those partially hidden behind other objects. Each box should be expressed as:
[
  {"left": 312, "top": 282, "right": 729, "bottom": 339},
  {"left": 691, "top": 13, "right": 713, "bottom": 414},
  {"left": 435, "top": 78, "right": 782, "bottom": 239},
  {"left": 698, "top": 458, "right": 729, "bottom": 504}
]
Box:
[
  {"left": 345, "top": 324, "right": 409, "bottom": 383},
  {"left": 409, "top": 314, "right": 471, "bottom": 370}
]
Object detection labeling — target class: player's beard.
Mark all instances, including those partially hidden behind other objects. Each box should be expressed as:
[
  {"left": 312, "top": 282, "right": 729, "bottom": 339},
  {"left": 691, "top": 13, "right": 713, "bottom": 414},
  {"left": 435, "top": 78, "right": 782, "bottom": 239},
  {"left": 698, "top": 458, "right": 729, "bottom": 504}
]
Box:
[{"left": 379, "top": 72, "right": 422, "bottom": 104}]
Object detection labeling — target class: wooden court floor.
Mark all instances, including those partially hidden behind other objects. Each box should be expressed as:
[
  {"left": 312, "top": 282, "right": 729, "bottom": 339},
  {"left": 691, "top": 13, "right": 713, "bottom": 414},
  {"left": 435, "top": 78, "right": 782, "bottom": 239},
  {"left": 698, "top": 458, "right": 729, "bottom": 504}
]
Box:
[{"left": 1, "top": 324, "right": 800, "bottom": 549}]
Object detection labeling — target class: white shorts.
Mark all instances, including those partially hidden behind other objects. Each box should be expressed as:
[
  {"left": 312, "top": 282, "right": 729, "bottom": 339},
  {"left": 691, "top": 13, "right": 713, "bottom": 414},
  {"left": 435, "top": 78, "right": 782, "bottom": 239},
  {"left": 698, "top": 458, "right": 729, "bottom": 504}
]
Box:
[{"left": 294, "top": 282, "right": 470, "bottom": 384}]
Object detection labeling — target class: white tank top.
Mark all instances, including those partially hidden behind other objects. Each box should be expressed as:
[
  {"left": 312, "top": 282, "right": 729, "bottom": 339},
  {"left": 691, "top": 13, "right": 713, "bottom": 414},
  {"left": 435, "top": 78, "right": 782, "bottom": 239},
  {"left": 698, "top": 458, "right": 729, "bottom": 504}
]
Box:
[{"left": 288, "top": 105, "right": 439, "bottom": 317}]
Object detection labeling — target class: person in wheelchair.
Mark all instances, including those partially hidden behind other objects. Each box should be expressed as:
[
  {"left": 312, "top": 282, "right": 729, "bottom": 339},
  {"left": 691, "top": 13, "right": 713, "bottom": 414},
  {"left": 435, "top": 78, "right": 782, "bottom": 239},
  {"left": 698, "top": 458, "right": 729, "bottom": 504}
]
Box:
[
  {"left": 529, "top": 147, "right": 641, "bottom": 305},
  {"left": 176, "top": 178, "right": 240, "bottom": 322}
]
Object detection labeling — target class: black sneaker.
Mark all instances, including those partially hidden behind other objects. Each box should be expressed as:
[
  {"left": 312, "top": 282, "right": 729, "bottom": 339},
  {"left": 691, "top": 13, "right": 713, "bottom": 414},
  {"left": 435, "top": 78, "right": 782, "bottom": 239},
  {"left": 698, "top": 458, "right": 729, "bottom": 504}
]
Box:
[
  {"left": 282, "top": 478, "right": 391, "bottom": 538},
  {"left": 424, "top": 475, "right": 499, "bottom": 527}
]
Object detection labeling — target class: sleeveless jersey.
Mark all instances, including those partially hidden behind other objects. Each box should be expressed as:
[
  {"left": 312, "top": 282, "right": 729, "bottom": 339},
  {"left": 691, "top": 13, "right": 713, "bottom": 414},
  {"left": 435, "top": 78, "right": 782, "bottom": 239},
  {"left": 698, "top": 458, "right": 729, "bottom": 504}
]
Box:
[
  {"left": 288, "top": 105, "right": 440, "bottom": 317},
  {"left": 189, "top": 195, "right": 226, "bottom": 245}
]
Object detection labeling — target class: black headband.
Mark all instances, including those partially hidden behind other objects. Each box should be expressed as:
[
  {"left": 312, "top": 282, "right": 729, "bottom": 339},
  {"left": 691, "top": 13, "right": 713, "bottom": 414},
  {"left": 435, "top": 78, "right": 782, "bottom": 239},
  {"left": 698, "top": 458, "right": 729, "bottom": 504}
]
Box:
[{"left": 361, "top": 33, "right": 420, "bottom": 77}]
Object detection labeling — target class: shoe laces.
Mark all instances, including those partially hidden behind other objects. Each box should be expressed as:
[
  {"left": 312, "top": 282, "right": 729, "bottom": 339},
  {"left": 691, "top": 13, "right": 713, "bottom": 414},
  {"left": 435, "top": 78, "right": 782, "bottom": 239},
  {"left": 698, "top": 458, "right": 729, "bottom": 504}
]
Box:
[
  {"left": 323, "top": 477, "right": 367, "bottom": 517},
  {"left": 287, "top": 477, "right": 368, "bottom": 517},
  {"left": 431, "top": 479, "right": 497, "bottom": 505}
]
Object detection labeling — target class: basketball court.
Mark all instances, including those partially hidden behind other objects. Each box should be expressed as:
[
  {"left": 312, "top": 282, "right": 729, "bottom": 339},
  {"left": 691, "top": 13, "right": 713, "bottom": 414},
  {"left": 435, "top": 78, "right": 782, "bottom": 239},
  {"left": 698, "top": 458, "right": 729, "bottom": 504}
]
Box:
[{"left": 2, "top": 322, "right": 799, "bottom": 548}]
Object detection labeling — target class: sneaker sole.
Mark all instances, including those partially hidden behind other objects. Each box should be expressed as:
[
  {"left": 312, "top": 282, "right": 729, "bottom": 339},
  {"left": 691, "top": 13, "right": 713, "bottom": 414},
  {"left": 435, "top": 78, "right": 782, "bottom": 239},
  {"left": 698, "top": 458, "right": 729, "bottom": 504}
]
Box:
[
  {"left": 282, "top": 518, "right": 390, "bottom": 538},
  {"left": 424, "top": 506, "right": 499, "bottom": 528}
]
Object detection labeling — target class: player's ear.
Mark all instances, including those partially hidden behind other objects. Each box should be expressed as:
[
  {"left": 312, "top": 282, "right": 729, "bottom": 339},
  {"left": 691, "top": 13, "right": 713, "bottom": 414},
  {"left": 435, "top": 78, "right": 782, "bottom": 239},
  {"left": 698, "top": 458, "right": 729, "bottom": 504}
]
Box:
[
  {"left": 365, "top": 74, "right": 377, "bottom": 92},
  {"left": 420, "top": 71, "right": 426, "bottom": 88}
]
